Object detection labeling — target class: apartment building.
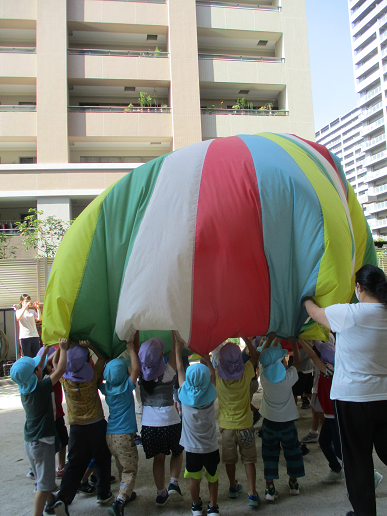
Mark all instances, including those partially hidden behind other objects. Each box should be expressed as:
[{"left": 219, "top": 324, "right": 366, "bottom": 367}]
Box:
[
  {"left": 0, "top": 0, "right": 314, "bottom": 225},
  {"left": 349, "top": 0, "right": 387, "bottom": 236},
  {"left": 315, "top": 108, "right": 367, "bottom": 204}
]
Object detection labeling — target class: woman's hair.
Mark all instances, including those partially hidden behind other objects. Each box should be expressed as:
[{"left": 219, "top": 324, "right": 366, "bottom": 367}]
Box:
[
  {"left": 17, "top": 294, "right": 31, "bottom": 310},
  {"left": 355, "top": 265, "right": 387, "bottom": 305}
]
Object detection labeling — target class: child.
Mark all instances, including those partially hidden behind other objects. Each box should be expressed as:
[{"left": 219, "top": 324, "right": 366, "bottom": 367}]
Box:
[
  {"left": 259, "top": 337, "right": 305, "bottom": 501},
  {"left": 138, "top": 335, "right": 184, "bottom": 507},
  {"left": 175, "top": 335, "right": 219, "bottom": 516},
  {"left": 215, "top": 339, "right": 260, "bottom": 507},
  {"left": 98, "top": 335, "right": 141, "bottom": 516},
  {"left": 38, "top": 346, "right": 69, "bottom": 478},
  {"left": 52, "top": 341, "right": 112, "bottom": 516},
  {"left": 10, "top": 339, "right": 67, "bottom": 516}
]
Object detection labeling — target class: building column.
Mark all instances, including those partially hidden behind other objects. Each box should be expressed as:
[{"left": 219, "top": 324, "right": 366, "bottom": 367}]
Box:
[
  {"left": 167, "top": 0, "right": 202, "bottom": 150},
  {"left": 37, "top": 196, "right": 71, "bottom": 221},
  {"left": 36, "top": 0, "right": 69, "bottom": 163}
]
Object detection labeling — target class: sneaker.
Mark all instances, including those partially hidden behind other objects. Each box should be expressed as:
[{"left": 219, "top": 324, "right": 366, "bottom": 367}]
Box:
[
  {"left": 301, "top": 397, "right": 310, "bottom": 409},
  {"left": 207, "top": 503, "right": 220, "bottom": 514},
  {"left": 248, "top": 494, "right": 260, "bottom": 507},
  {"left": 33, "top": 482, "right": 37, "bottom": 492},
  {"left": 134, "top": 435, "right": 143, "bottom": 446},
  {"left": 168, "top": 483, "right": 183, "bottom": 499},
  {"left": 55, "top": 467, "right": 65, "bottom": 479},
  {"left": 300, "top": 443, "right": 310, "bottom": 456},
  {"left": 123, "top": 492, "right": 137, "bottom": 506},
  {"left": 229, "top": 482, "right": 242, "bottom": 498},
  {"left": 156, "top": 491, "right": 169, "bottom": 507},
  {"left": 252, "top": 410, "right": 261, "bottom": 426},
  {"left": 52, "top": 499, "right": 69, "bottom": 516},
  {"left": 289, "top": 479, "right": 300, "bottom": 495},
  {"left": 89, "top": 474, "right": 116, "bottom": 487},
  {"left": 191, "top": 499, "right": 203, "bottom": 516},
  {"left": 77, "top": 480, "right": 96, "bottom": 495},
  {"left": 108, "top": 499, "right": 124, "bottom": 516},
  {"left": 44, "top": 499, "right": 56, "bottom": 515},
  {"left": 97, "top": 492, "right": 113, "bottom": 505},
  {"left": 322, "top": 469, "right": 344, "bottom": 484},
  {"left": 27, "top": 468, "right": 35, "bottom": 479},
  {"left": 265, "top": 483, "right": 278, "bottom": 502},
  {"left": 300, "top": 432, "right": 319, "bottom": 444}
]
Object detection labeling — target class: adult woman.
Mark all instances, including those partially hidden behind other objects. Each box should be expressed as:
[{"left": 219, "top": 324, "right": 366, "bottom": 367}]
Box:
[
  {"left": 304, "top": 264, "right": 387, "bottom": 516},
  {"left": 15, "top": 294, "right": 41, "bottom": 358}
]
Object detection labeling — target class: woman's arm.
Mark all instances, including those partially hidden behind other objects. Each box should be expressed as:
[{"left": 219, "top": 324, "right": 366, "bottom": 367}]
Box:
[
  {"left": 304, "top": 298, "right": 331, "bottom": 330},
  {"left": 15, "top": 304, "right": 28, "bottom": 321},
  {"left": 298, "top": 339, "right": 327, "bottom": 375}
]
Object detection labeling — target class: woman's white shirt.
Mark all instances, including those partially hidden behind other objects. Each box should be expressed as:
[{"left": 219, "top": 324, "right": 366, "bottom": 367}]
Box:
[
  {"left": 326, "top": 302, "right": 387, "bottom": 402},
  {"left": 16, "top": 308, "right": 39, "bottom": 339}
]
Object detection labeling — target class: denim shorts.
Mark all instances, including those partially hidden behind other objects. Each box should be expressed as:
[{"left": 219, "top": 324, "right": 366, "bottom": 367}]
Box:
[{"left": 25, "top": 440, "right": 56, "bottom": 492}]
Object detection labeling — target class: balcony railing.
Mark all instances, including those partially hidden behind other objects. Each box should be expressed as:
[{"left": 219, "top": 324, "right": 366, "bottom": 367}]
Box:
[
  {"left": 361, "top": 116, "right": 384, "bottom": 135},
  {"left": 0, "top": 47, "right": 36, "bottom": 53},
  {"left": 102, "top": 0, "right": 166, "bottom": 3},
  {"left": 201, "top": 107, "right": 288, "bottom": 116},
  {"left": 362, "top": 132, "right": 386, "bottom": 151},
  {"left": 68, "top": 48, "right": 168, "bottom": 58},
  {"left": 196, "top": 1, "right": 281, "bottom": 11},
  {"left": 0, "top": 105, "right": 36, "bottom": 111},
  {"left": 68, "top": 106, "right": 171, "bottom": 113},
  {"left": 198, "top": 53, "right": 284, "bottom": 63},
  {"left": 359, "top": 84, "right": 382, "bottom": 102}
]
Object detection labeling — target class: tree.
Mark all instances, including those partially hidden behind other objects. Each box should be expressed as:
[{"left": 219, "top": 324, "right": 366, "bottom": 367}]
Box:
[
  {"left": 0, "top": 232, "right": 17, "bottom": 259},
  {"left": 14, "top": 208, "right": 72, "bottom": 258}
]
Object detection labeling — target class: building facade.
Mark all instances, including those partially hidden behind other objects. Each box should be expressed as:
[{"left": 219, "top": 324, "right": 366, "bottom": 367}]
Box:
[
  {"left": 0, "top": 0, "right": 314, "bottom": 225},
  {"left": 348, "top": 0, "right": 387, "bottom": 236}
]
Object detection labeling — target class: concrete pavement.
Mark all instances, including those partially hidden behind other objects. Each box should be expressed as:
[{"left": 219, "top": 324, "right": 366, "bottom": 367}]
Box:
[{"left": 1, "top": 378, "right": 386, "bottom": 516}]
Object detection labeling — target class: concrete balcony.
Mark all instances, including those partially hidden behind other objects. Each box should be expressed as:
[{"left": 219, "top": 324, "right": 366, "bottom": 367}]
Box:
[
  {"left": 358, "top": 84, "right": 382, "bottom": 107},
  {"left": 67, "top": 0, "right": 168, "bottom": 29},
  {"left": 353, "top": 25, "right": 378, "bottom": 51},
  {"left": 68, "top": 106, "right": 172, "bottom": 139},
  {"left": 368, "top": 217, "right": 387, "bottom": 229},
  {"left": 352, "top": 2, "right": 386, "bottom": 37},
  {"left": 196, "top": 1, "right": 282, "bottom": 32},
  {"left": 68, "top": 50, "right": 170, "bottom": 82},
  {"left": 201, "top": 109, "right": 289, "bottom": 139},
  {"left": 365, "top": 165, "right": 387, "bottom": 182},
  {"left": 368, "top": 182, "right": 387, "bottom": 198},
  {"left": 361, "top": 132, "right": 386, "bottom": 152},
  {"left": 367, "top": 199, "right": 387, "bottom": 214},
  {"left": 354, "top": 36, "right": 378, "bottom": 65},
  {"left": 0, "top": 107, "right": 36, "bottom": 138},
  {"left": 351, "top": 0, "right": 376, "bottom": 23},
  {"left": 361, "top": 101, "right": 383, "bottom": 122},
  {"left": 361, "top": 116, "right": 385, "bottom": 136},
  {"left": 0, "top": 0, "right": 36, "bottom": 22},
  {"left": 355, "top": 52, "right": 379, "bottom": 80},
  {"left": 364, "top": 149, "right": 387, "bottom": 166},
  {"left": 357, "top": 67, "right": 381, "bottom": 92},
  {"left": 0, "top": 50, "right": 36, "bottom": 79},
  {"left": 199, "top": 55, "right": 285, "bottom": 84}
]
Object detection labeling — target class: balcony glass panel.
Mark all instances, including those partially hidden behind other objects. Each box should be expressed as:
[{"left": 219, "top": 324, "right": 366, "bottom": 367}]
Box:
[
  {"left": 196, "top": 1, "right": 281, "bottom": 11},
  {"left": 200, "top": 107, "right": 288, "bottom": 116},
  {"left": 68, "top": 106, "right": 171, "bottom": 113},
  {"left": 68, "top": 49, "right": 168, "bottom": 58}
]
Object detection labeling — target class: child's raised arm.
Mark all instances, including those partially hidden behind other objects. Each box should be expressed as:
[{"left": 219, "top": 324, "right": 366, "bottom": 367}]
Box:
[
  {"left": 127, "top": 333, "right": 140, "bottom": 385},
  {"left": 289, "top": 337, "right": 300, "bottom": 370},
  {"left": 50, "top": 339, "right": 68, "bottom": 386},
  {"left": 242, "top": 337, "right": 258, "bottom": 367},
  {"left": 200, "top": 354, "right": 216, "bottom": 386},
  {"left": 173, "top": 331, "right": 185, "bottom": 387},
  {"left": 298, "top": 339, "right": 328, "bottom": 376}
]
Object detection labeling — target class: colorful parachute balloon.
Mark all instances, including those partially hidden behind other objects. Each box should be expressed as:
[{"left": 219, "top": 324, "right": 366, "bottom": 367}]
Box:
[{"left": 42, "top": 133, "right": 376, "bottom": 358}]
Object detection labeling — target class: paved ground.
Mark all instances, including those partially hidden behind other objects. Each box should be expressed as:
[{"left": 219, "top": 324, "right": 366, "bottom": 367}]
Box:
[{"left": 1, "top": 378, "right": 386, "bottom": 516}]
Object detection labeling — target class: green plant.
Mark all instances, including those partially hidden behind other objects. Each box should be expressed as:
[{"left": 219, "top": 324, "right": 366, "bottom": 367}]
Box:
[
  {"left": 146, "top": 95, "right": 153, "bottom": 108},
  {"left": 248, "top": 102, "right": 254, "bottom": 110},
  {"left": 14, "top": 208, "right": 72, "bottom": 258},
  {"left": 232, "top": 104, "right": 240, "bottom": 110},
  {"left": 211, "top": 104, "right": 216, "bottom": 109},
  {"left": 138, "top": 92, "right": 147, "bottom": 108},
  {"left": 153, "top": 88, "right": 158, "bottom": 108},
  {"left": 155, "top": 46, "right": 160, "bottom": 55},
  {"left": 0, "top": 232, "right": 17, "bottom": 259},
  {"left": 124, "top": 103, "right": 134, "bottom": 112},
  {"left": 161, "top": 103, "right": 168, "bottom": 108}
]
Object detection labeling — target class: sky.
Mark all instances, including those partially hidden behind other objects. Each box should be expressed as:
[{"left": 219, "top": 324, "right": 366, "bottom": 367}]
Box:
[{"left": 305, "top": 0, "right": 359, "bottom": 131}]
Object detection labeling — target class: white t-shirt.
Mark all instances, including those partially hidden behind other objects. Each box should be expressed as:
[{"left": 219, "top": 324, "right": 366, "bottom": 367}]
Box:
[
  {"left": 326, "top": 302, "right": 387, "bottom": 402},
  {"left": 141, "top": 363, "right": 181, "bottom": 427},
  {"left": 16, "top": 308, "right": 39, "bottom": 339},
  {"left": 259, "top": 365, "right": 299, "bottom": 422}
]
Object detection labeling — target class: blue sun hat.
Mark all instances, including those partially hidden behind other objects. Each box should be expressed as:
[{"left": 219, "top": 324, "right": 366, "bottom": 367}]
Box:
[
  {"left": 103, "top": 357, "right": 130, "bottom": 395},
  {"left": 260, "top": 344, "right": 288, "bottom": 384},
  {"left": 10, "top": 356, "right": 41, "bottom": 394},
  {"left": 217, "top": 342, "right": 244, "bottom": 380},
  {"left": 179, "top": 363, "right": 217, "bottom": 408}
]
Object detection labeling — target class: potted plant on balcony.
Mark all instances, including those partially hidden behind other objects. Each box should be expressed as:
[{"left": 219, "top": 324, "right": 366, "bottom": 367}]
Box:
[
  {"left": 138, "top": 92, "right": 147, "bottom": 111},
  {"left": 124, "top": 103, "right": 134, "bottom": 113}
]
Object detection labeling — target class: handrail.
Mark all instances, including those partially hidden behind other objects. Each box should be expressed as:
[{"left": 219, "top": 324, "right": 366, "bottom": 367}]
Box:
[
  {"left": 196, "top": 1, "right": 281, "bottom": 11},
  {"left": 198, "top": 53, "right": 284, "bottom": 63},
  {"left": 68, "top": 48, "right": 168, "bottom": 58},
  {"left": 0, "top": 105, "right": 36, "bottom": 112},
  {"left": 102, "top": 0, "right": 166, "bottom": 3},
  {"left": 0, "top": 47, "right": 36, "bottom": 53},
  {"left": 68, "top": 106, "right": 171, "bottom": 113},
  {"left": 201, "top": 108, "right": 288, "bottom": 116}
]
